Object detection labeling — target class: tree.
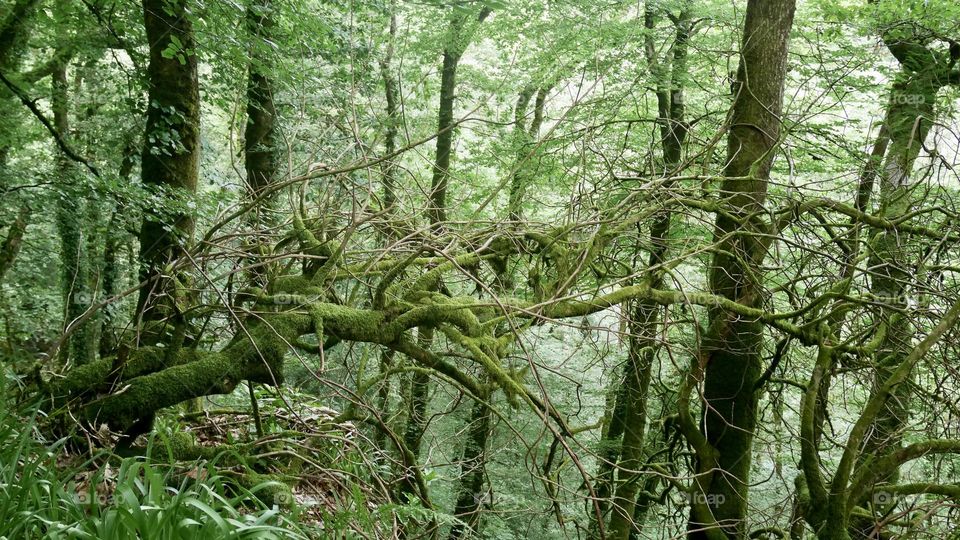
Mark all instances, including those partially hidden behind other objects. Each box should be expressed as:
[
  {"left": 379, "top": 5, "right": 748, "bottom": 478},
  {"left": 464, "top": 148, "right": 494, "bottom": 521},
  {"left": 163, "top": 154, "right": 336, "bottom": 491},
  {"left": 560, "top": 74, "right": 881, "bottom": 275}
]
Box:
[
  {"left": 0, "top": 0, "right": 41, "bottom": 284},
  {"left": 136, "top": 0, "right": 200, "bottom": 322},
  {"left": 605, "top": 6, "right": 691, "bottom": 539},
  {"left": 403, "top": 1, "right": 491, "bottom": 495},
  {"left": 687, "top": 0, "right": 796, "bottom": 537}
]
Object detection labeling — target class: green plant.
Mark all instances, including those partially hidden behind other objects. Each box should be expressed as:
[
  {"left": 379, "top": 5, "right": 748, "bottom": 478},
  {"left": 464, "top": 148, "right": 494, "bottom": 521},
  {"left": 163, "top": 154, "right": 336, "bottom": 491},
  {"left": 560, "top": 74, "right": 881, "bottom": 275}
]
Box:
[{"left": 0, "top": 404, "right": 312, "bottom": 539}]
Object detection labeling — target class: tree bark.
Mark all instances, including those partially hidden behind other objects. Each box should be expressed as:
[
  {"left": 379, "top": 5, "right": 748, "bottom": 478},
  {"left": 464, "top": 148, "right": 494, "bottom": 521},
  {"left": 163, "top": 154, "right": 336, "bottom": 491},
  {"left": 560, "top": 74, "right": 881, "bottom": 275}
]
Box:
[
  {"left": 375, "top": 2, "right": 399, "bottom": 451},
  {"left": 846, "top": 20, "right": 952, "bottom": 539},
  {"left": 52, "top": 53, "right": 95, "bottom": 366},
  {"left": 136, "top": 0, "right": 200, "bottom": 321},
  {"left": 607, "top": 8, "right": 690, "bottom": 539},
  {"left": 0, "top": 0, "right": 39, "bottom": 70},
  {"left": 380, "top": 4, "right": 399, "bottom": 213},
  {"left": 244, "top": 0, "right": 277, "bottom": 205},
  {"left": 0, "top": 0, "right": 40, "bottom": 282},
  {"left": 403, "top": 5, "right": 491, "bottom": 467},
  {"left": 0, "top": 204, "right": 28, "bottom": 284},
  {"left": 449, "top": 398, "right": 492, "bottom": 539},
  {"left": 426, "top": 7, "right": 490, "bottom": 230},
  {"left": 689, "top": 1, "right": 795, "bottom": 538}
]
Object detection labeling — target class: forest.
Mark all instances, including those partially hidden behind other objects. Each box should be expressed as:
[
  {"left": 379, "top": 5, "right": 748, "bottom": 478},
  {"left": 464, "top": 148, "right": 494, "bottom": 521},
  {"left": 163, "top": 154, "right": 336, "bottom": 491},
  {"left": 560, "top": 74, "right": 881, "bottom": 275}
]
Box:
[{"left": 1, "top": 0, "right": 960, "bottom": 538}]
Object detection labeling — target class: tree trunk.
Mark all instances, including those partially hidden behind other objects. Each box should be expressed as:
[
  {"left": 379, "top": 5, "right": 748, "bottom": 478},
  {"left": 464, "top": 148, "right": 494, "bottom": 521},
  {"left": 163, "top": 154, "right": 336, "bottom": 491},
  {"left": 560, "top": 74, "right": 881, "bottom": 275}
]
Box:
[
  {"left": 424, "top": 12, "right": 471, "bottom": 230},
  {"left": 98, "top": 145, "right": 137, "bottom": 357},
  {"left": 861, "top": 68, "right": 938, "bottom": 466},
  {"left": 380, "top": 4, "right": 399, "bottom": 213},
  {"left": 244, "top": 0, "right": 277, "bottom": 207},
  {"left": 690, "top": 1, "right": 795, "bottom": 538},
  {"left": 598, "top": 7, "right": 690, "bottom": 538},
  {"left": 0, "top": 0, "right": 39, "bottom": 70},
  {"left": 375, "top": 3, "right": 399, "bottom": 451},
  {"left": 136, "top": 0, "right": 200, "bottom": 321},
  {"left": 425, "top": 7, "right": 490, "bottom": 230},
  {"left": 848, "top": 28, "right": 948, "bottom": 539},
  {"left": 791, "top": 120, "right": 889, "bottom": 540},
  {"left": 403, "top": 328, "right": 433, "bottom": 460},
  {"left": 238, "top": 0, "right": 280, "bottom": 437},
  {"left": 449, "top": 398, "right": 492, "bottom": 539},
  {"left": 607, "top": 6, "right": 689, "bottom": 534},
  {"left": 52, "top": 55, "right": 95, "bottom": 366},
  {"left": 0, "top": 204, "right": 28, "bottom": 284},
  {"left": 426, "top": 49, "right": 458, "bottom": 229},
  {"left": 506, "top": 86, "right": 534, "bottom": 222},
  {"left": 403, "top": 6, "right": 490, "bottom": 467},
  {"left": 0, "top": 0, "right": 40, "bottom": 285}
]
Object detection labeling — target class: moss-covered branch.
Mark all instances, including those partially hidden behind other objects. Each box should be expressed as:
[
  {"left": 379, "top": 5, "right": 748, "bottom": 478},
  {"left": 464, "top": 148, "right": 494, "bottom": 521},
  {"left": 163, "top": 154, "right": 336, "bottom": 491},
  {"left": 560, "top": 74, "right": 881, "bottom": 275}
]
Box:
[
  {"left": 824, "top": 295, "right": 960, "bottom": 529},
  {"left": 847, "top": 439, "right": 960, "bottom": 509},
  {"left": 798, "top": 345, "right": 832, "bottom": 527},
  {"left": 75, "top": 313, "right": 311, "bottom": 429}
]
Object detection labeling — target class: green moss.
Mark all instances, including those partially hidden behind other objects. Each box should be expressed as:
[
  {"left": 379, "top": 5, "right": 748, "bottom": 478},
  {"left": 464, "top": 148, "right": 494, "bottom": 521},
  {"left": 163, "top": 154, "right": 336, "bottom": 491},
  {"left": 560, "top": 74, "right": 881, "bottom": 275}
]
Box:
[
  {"left": 405, "top": 251, "right": 486, "bottom": 293},
  {"left": 311, "top": 302, "right": 386, "bottom": 342},
  {"left": 164, "top": 432, "right": 246, "bottom": 462},
  {"left": 242, "top": 472, "right": 295, "bottom": 509},
  {"left": 89, "top": 351, "right": 235, "bottom": 429},
  {"left": 54, "top": 347, "right": 201, "bottom": 398},
  {"left": 165, "top": 430, "right": 204, "bottom": 460},
  {"left": 388, "top": 301, "right": 482, "bottom": 338},
  {"left": 81, "top": 311, "right": 314, "bottom": 429}
]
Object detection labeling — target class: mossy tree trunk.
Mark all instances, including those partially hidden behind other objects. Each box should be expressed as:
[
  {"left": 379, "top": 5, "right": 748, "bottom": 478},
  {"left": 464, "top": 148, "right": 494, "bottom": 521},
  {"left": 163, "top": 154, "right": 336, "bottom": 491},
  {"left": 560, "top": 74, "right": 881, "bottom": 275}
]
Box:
[
  {"left": 446, "top": 88, "right": 538, "bottom": 527},
  {"left": 425, "top": 41, "right": 458, "bottom": 229},
  {"left": 244, "top": 0, "right": 277, "bottom": 222},
  {"left": 136, "top": 0, "right": 200, "bottom": 321},
  {"left": 591, "top": 6, "right": 689, "bottom": 538},
  {"left": 607, "top": 7, "right": 689, "bottom": 540},
  {"left": 861, "top": 51, "right": 940, "bottom": 468},
  {"left": 0, "top": 0, "right": 40, "bottom": 286},
  {"left": 425, "top": 7, "right": 490, "bottom": 230},
  {"left": 449, "top": 397, "right": 492, "bottom": 539},
  {"left": 446, "top": 75, "right": 553, "bottom": 539},
  {"left": 380, "top": 3, "right": 399, "bottom": 214},
  {"left": 98, "top": 144, "right": 137, "bottom": 356},
  {"left": 403, "top": 326, "right": 433, "bottom": 460},
  {"left": 689, "top": 0, "right": 795, "bottom": 538},
  {"left": 52, "top": 51, "right": 96, "bottom": 366},
  {"left": 789, "top": 119, "right": 889, "bottom": 540},
  {"left": 239, "top": 0, "right": 279, "bottom": 433},
  {"left": 846, "top": 23, "right": 955, "bottom": 539},
  {"left": 240, "top": 0, "right": 279, "bottom": 276},
  {"left": 403, "top": 5, "right": 491, "bottom": 469},
  {"left": 448, "top": 81, "right": 542, "bottom": 538},
  {"left": 506, "top": 84, "right": 548, "bottom": 224},
  {"left": 0, "top": 205, "right": 28, "bottom": 284},
  {"left": 815, "top": 123, "right": 889, "bottom": 447},
  {"left": 401, "top": 8, "right": 493, "bottom": 531},
  {"left": 0, "top": 0, "right": 39, "bottom": 69},
  {"left": 375, "top": 2, "right": 399, "bottom": 450}
]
